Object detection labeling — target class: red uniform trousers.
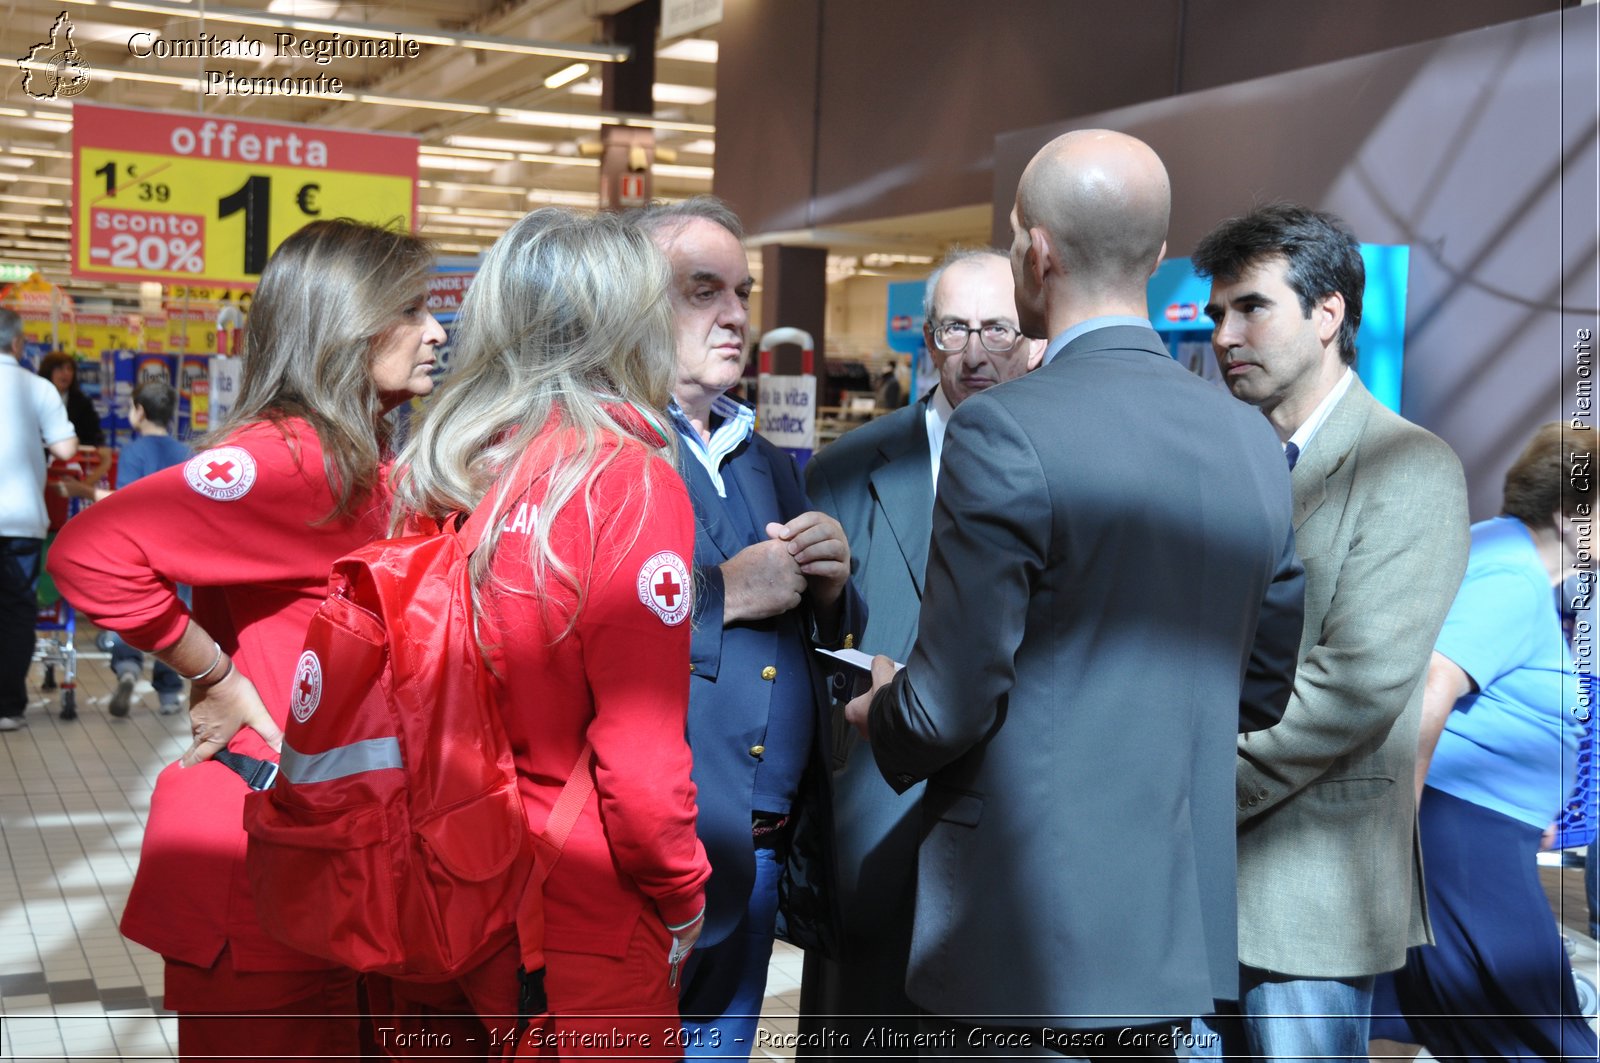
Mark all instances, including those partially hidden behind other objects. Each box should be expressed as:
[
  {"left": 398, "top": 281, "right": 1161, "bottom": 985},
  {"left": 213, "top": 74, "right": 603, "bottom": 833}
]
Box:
[
  {"left": 165, "top": 946, "right": 360, "bottom": 1062},
  {"left": 366, "top": 915, "right": 678, "bottom": 1060}
]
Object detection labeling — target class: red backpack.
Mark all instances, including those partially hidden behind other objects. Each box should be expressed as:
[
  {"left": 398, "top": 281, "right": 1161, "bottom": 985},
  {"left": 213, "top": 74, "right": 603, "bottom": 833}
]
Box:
[{"left": 242, "top": 501, "right": 591, "bottom": 981}]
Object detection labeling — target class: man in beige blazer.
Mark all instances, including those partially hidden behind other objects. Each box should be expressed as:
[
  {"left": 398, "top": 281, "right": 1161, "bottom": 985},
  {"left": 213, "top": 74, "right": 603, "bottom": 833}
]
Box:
[{"left": 1189, "top": 205, "right": 1470, "bottom": 1061}]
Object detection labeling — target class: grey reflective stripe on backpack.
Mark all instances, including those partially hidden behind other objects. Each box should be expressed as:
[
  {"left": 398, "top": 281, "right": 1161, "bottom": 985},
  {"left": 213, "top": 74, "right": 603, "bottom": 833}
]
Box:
[{"left": 278, "top": 737, "right": 403, "bottom": 785}]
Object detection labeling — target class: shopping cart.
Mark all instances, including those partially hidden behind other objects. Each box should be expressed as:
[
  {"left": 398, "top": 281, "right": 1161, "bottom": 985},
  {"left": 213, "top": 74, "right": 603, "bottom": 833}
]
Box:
[{"left": 33, "top": 447, "right": 115, "bottom": 722}]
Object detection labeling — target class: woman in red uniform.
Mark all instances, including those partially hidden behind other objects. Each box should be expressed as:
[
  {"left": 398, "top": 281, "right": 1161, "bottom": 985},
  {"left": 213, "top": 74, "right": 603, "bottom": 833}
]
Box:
[
  {"left": 385, "top": 207, "right": 710, "bottom": 1057},
  {"left": 47, "top": 219, "right": 444, "bottom": 1061}
]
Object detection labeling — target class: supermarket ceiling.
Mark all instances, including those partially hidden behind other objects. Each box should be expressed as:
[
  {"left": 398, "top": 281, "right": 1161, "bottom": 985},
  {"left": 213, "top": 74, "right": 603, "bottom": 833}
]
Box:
[{"left": 0, "top": 0, "right": 721, "bottom": 295}]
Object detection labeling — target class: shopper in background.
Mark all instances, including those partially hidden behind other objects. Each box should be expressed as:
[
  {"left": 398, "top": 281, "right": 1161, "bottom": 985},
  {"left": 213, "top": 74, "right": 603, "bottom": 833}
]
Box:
[
  {"left": 845, "top": 129, "right": 1303, "bottom": 1058},
  {"left": 380, "top": 206, "right": 712, "bottom": 1057},
  {"left": 873, "top": 364, "right": 902, "bottom": 410},
  {"left": 1189, "top": 204, "right": 1470, "bottom": 1061},
  {"left": 38, "top": 349, "right": 105, "bottom": 447},
  {"left": 799, "top": 248, "right": 1042, "bottom": 1055},
  {"left": 0, "top": 308, "right": 76, "bottom": 734},
  {"left": 1374, "top": 422, "right": 1598, "bottom": 1062},
  {"left": 637, "top": 196, "right": 864, "bottom": 1061},
  {"left": 61, "top": 380, "right": 192, "bottom": 716},
  {"left": 47, "top": 219, "right": 443, "bottom": 1062}
]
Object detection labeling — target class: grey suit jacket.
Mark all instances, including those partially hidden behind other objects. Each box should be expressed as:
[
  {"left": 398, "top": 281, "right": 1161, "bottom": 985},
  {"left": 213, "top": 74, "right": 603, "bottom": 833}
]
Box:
[
  {"left": 806, "top": 397, "right": 932, "bottom": 936},
  {"left": 1235, "top": 376, "right": 1469, "bottom": 977},
  {"left": 867, "top": 326, "right": 1305, "bottom": 1024}
]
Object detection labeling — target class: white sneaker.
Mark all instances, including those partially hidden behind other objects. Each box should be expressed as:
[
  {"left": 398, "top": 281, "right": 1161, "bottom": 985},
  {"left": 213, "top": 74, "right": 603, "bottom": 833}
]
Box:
[{"left": 0, "top": 716, "right": 26, "bottom": 732}]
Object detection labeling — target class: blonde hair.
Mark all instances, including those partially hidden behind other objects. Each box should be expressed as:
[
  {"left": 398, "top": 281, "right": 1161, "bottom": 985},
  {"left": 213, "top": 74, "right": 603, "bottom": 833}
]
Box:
[
  {"left": 391, "top": 207, "right": 677, "bottom": 634},
  {"left": 209, "top": 218, "right": 435, "bottom": 520}
]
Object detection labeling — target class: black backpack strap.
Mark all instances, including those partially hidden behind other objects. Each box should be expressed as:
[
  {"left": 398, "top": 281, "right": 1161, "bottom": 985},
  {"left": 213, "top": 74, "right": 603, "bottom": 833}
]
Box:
[{"left": 214, "top": 749, "right": 279, "bottom": 791}]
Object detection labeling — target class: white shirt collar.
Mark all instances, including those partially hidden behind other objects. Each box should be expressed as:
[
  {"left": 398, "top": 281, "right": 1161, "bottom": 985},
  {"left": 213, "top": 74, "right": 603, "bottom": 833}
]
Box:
[
  {"left": 667, "top": 394, "right": 755, "bottom": 498},
  {"left": 1286, "top": 367, "right": 1355, "bottom": 459},
  {"left": 924, "top": 384, "right": 956, "bottom": 487}
]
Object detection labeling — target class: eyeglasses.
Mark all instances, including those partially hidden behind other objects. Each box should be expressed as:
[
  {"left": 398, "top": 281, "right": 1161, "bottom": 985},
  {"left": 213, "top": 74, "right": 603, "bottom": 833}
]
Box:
[{"left": 929, "top": 322, "right": 1024, "bottom": 354}]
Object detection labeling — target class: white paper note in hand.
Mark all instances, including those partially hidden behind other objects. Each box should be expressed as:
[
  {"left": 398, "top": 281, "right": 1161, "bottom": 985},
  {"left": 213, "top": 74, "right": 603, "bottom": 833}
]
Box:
[{"left": 814, "top": 646, "right": 904, "bottom": 680}]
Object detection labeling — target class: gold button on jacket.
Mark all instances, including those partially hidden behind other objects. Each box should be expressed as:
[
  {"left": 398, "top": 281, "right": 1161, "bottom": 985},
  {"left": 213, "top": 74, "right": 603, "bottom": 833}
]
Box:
[{"left": 760, "top": 665, "right": 777, "bottom": 681}]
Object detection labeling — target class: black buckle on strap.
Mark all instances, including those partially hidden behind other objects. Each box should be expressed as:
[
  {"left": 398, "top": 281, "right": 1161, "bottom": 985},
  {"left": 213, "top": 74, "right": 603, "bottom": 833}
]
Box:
[
  {"left": 214, "top": 750, "right": 279, "bottom": 791},
  {"left": 517, "top": 964, "right": 548, "bottom": 1020}
]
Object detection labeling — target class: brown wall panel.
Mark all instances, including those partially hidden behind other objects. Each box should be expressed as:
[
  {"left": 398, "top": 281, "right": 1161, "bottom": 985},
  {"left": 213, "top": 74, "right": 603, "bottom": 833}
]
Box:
[
  {"left": 713, "top": 0, "right": 1563, "bottom": 234},
  {"left": 713, "top": 0, "right": 822, "bottom": 229},
  {"left": 806, "top": 0, "right": 1180, "bottom": 229},
  {"left": 1178, "top": 0, "right": 1561, "bottom": 92}
]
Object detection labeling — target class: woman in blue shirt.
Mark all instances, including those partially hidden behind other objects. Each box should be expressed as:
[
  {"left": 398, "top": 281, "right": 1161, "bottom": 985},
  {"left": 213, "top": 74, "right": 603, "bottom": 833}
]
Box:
[{"left": 1380, "top": 421, "right": 1597, "bottom": 1061}]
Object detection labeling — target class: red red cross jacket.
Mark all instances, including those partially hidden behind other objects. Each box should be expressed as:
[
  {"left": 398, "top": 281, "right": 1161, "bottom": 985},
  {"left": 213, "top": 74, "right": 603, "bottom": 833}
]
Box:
[
  {"left": 47, "top": 418, "right": 390, "bottom": 972},
  {"left": 475, "top": 408, "right": 710, "bottom": 961}
]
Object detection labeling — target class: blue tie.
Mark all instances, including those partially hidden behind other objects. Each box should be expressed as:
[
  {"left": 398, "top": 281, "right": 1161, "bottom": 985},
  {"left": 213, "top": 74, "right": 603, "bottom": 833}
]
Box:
[{"left": 1285, "top": 442, "right": 1300, "bottom": 470}]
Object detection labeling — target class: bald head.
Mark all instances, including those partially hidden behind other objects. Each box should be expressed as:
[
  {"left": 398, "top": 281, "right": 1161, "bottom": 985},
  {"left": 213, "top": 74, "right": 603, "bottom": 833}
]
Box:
[{"left": 1009, "top": 130, "right": 1170, "bottom": 334}]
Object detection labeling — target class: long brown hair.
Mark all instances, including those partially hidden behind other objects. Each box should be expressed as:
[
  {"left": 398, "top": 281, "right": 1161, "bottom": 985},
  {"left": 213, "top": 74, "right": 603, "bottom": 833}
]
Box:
[{"left": 209, "top": 218, "right": 435, "bottom": 520}]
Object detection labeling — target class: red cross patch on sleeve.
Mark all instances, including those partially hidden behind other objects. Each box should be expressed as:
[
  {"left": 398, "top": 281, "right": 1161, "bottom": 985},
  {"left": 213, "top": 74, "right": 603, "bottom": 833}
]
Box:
[
  {"left": 183, "top": 446, "right": 258, "bottom": 501},
  {"left": 637, "top": 550, "right": 691, "bottom": 626},
  {"left": 291, "top": 650, "right": 323, "bottom": 723}
]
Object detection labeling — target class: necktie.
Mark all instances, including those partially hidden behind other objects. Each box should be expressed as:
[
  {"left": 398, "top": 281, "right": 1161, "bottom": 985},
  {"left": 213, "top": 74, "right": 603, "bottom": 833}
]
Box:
[{"left": 1285, "top": 442, "right": 1300, "bottom": 471}]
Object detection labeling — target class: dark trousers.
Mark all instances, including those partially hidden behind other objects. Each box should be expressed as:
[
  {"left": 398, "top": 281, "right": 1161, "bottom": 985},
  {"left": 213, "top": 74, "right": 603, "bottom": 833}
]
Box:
[
  {"left": 109, "top": 632, "right": 184, "bottom": 696},
  {"left": 0, "top": 536, "right": 43, "bottom": 719},
  {"left": 1376, "top": 787, "right": 1598, "bottom": 1062}
]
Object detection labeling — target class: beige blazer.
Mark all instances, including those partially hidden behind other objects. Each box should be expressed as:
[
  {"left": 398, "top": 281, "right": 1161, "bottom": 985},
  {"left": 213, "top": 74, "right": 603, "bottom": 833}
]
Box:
[{"left": 1235, "top": 376, "right": 1470, "bottom": 977}]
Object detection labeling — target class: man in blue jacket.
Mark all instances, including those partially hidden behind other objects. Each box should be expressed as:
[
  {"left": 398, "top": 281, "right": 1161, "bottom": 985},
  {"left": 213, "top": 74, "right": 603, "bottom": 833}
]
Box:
[{"left": 639, "top": 196, "right": 864, "bottom": 1059}]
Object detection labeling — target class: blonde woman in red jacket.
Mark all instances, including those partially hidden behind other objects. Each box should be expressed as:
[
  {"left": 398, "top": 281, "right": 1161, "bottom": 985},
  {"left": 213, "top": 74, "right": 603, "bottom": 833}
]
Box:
[
  {"left": 382, "top": 207, "right": 710, "bottom": 1058},
  {"left": 48, "top": 220, "right": 443, "bottom": 1062}
]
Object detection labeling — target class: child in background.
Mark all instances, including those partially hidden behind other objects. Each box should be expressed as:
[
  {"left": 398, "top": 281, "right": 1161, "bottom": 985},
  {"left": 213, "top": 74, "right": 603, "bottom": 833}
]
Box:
[{"left": 63, "top": 381, "right": 192, "bottom": 715}]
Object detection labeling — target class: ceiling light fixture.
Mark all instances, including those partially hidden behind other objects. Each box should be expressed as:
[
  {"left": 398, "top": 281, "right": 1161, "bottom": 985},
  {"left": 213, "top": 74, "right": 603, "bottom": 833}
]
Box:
[
  {"left": 543, "top": 63, "right": 590, "bottom": 90},
  {"left": 444, "top": 135, "right": 557, "bottom": 154},
  {"left": 568, "top": 80, "right": 715, "bottom": 106},
  {"left": 0, "top": 174, "right": 72, "bottom": 186},
  {"left": 422, "top": 146, "right": 517, "bottom": 161},
  {"left": 354, "top": 94, "right": 493, "bottom": 115},
  {"left": 420, "top": 180, "right": 524, "bottom": 195},
  {"left": 418, "top": 156, "right": 503, "bottom": 173},
  {"left": 60, "top": 0, "right": 629, "bottom": 62},
  {"left": 652, "top": 163, "right": 714, "bottom": 180},
  {"left": 657, "top": 38, "right": 718, "bottom": 63},
  {"left": 518, "top": 153, "right": 598, "bottom": 168},
  {"left": 419, "top": 204, "right": 526, "bottom": 220}
]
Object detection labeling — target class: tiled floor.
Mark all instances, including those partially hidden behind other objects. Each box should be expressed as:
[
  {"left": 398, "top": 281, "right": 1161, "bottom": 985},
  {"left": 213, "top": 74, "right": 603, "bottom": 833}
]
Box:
[{"left": 1, "top": 627, "right": 1594, "bottom": 1061}]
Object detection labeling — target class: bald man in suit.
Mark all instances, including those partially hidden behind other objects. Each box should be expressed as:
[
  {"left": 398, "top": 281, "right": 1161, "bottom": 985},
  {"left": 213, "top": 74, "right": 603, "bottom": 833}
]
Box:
[
  {"left": 845, "top": 130, "right": 1304, "bottom": 1059},
  {"left": 800, "top": 249, "right": 1043, "bottom": 1055}
]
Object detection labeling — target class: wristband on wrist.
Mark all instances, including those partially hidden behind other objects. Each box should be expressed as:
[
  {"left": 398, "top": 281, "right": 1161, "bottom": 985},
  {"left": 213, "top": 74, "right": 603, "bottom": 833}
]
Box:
[
  {"left": 182, "top": 641, "right": 225, "bottom": 683},
  {"left": 200, "top": 656, "right": 234, "bottom": 688}
]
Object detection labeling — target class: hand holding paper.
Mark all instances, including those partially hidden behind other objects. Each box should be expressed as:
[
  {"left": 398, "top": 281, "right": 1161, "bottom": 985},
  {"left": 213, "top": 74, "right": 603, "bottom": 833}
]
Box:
[{"left": 842, "top": 654, "right": 901, "bottom": 740}]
